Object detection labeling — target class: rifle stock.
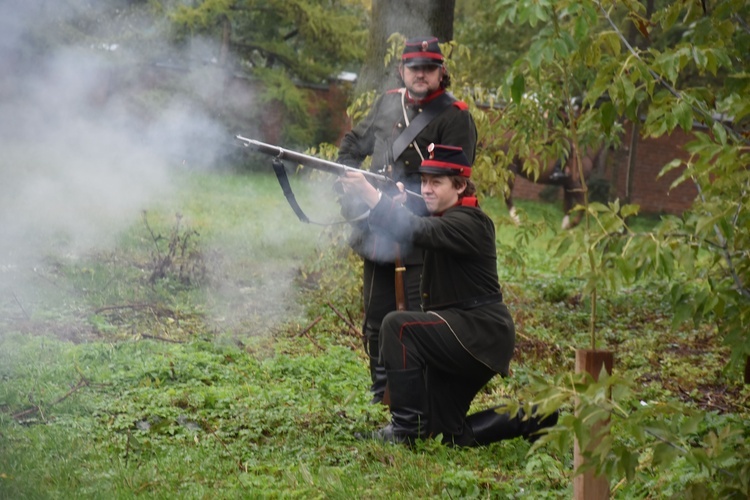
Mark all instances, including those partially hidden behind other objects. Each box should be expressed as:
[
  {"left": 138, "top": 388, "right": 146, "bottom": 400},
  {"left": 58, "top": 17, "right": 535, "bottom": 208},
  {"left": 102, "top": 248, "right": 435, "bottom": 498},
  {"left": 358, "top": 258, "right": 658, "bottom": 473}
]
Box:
[{"left": 235, "top": 135, "right": 422, "bottom": 199}]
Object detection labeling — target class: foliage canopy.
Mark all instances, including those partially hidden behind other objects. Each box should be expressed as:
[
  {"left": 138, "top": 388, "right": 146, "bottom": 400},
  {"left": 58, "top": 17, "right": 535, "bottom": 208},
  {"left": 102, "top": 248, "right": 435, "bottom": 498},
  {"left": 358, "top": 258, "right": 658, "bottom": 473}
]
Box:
[
  {"left": 170, "top": 0, "right": 368, "bottom": 83},
  {"left": 449, "top": 0, "right": 750, "bottom": 494}
]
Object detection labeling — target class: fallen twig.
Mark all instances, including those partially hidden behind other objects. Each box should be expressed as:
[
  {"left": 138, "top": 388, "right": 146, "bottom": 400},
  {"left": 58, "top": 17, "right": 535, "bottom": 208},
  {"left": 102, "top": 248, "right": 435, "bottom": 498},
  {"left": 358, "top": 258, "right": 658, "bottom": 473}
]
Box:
[
  {"left": 93, "top": 303, "right": 157, "bottom": 314},
  {"left": 134, "top": 480, "right": 159, "bottom": 494},
  {"left": 12, "top": 377, "right": 89, "bottom": 421},
  {"left": 297, "top": 316, "right": 324, "bottom": 351},
  {"left": 140, "top": 333, "right": 184, "bottom": 344},
  {"left": 11, "top": 292, "right": 30, "bottom": 320},
  {"left": 298, "top": 316, "right": 322, "bottom": 337},
  {"left": 303, "top": 331, "right": 325, "bottom": 351},
  {"left": 203, "top": 421, "right": 245, "bottom": 474},
  {"left": 345, "top": 308, "right": 359, "bottom": 331},
  {"left": 326, "top": 302, "right": 361, "bottom": 337},
  {"left": 125, "top": 429, "right": 132, "bottom": 461}
]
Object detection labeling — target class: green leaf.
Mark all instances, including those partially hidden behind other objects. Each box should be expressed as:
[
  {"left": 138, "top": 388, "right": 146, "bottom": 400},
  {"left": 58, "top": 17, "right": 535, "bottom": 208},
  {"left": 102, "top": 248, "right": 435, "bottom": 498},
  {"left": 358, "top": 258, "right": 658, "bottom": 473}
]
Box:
[
  {"left": 672, "top": 301, "right": 694, "bottom": 329},
  {"left": 686, "top": 448, "right": 711, "bottom": 470},
  {"left": 620, "top": 450, "right": 639, "bottom": 482},
  {"left": 692, "top": 46, "right": 708, "bottom": 71},
  {"left": 662, "top": 1, "right": 681, "bottom": 29},
  {"left": 665, "top": 108, "right": 678, "bottom": 132},
  {"left": 511, "top": 74, "right": 525, "bottom": 104},
  {"left": 658, "top": 51, "right": 680, "bottom": 84},
  {"left": 675, "top": 100, "right": 694, "bottom": 131},
  {"left": 528, "top": 43, "right": 543, "bottom": 69},
  {"left": 575, "top": 15, "right": 590, "bottom": 41},
  {"left": 600, "top": 102, "right": 616, "bottom": 135},
  {"left": 660, "top": 158, "right": 684, "bottom": 176},
  {"left": 553, "top": 38, "right": 569, "bottom": 58},
  {"left": 600, "top": 31, "right": 621, "bottom": 56},
  {"left": 615, "top": 257, "right": 636, "bottom": 282},
  {"left": 652, "top": 442, "right": 680, "bottom": 467},
  {"left": 681, "top": 413, "right": 703, "bottom": 435},
  {"left": 619, "top": 204, "right": 640, "bottom": 218},
  {"left": 619, "top": 75, "right": 636, "bottom": 105},
  {"left": 712, "top": 121, "right": 727, "bottom": 146}
]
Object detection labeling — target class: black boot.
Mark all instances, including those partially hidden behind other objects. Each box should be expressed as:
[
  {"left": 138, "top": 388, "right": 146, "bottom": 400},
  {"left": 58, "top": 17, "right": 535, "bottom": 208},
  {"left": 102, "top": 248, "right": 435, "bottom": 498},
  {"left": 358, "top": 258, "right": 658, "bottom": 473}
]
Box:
[
  {"left": 369, "top": 362, "right": 388, "bottom": 404},
  {"left": 370, "top": 368, "right": 429, "bottom": 445},
  {"left": 464, "top": 406, "right": 559, "bottom": 446},
  {"left": 367, "top": 337, "right": 387, "bottom": 404}
]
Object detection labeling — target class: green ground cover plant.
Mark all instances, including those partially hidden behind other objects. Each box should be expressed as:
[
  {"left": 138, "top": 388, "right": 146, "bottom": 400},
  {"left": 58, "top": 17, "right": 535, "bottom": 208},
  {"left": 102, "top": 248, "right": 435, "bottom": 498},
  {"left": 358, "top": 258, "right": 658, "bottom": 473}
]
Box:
[{"left": 1, "top": 171, "right": 748, "bottom": 498}]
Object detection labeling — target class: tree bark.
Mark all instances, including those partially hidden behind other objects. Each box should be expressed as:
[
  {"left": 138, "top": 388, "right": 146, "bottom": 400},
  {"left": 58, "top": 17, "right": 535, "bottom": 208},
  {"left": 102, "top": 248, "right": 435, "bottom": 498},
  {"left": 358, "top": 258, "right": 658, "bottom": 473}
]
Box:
[
  {"left": 623, "top": 0, "right": 654, "bottom": 204},
  {"left": 358, "top": 0, "right": 456, "bottom": 93},
  {"left": 625, "top": 118, "right": 639, "bottom": 204}
]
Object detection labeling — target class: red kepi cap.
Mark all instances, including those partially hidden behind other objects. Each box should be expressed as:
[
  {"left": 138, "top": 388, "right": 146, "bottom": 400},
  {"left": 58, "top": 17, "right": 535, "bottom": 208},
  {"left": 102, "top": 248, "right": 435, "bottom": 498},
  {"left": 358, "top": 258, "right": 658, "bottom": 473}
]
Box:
[
  {"left": 419, "top": 144, "right": 472, "bottom": 178},
  {"left": 402, "top": 36, "right": 444, "bottom": 67}
]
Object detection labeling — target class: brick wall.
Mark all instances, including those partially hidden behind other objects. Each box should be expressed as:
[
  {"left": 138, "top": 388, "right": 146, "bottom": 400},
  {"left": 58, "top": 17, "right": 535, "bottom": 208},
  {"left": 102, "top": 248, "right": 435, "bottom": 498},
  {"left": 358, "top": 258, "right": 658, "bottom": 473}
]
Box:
[
  {"left": 510, "top": 121, "right": 700, "bottom": 215},
  {"left": 612, "top": 123, "right": 698, "bottom": 214}
]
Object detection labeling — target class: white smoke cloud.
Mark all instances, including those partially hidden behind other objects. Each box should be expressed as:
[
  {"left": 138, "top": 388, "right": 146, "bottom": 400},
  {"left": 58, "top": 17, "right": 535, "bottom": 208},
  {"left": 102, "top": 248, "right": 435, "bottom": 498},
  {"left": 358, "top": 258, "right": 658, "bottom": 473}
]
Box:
[
  {"left": 0, "top": 4, "right": 235, "bottom": 320},
  {"left": 0, "top": 46, "right": 228, "bottom": 260},
  {"left": 0, "top": 1, "right": 343, "bottom": 335}
]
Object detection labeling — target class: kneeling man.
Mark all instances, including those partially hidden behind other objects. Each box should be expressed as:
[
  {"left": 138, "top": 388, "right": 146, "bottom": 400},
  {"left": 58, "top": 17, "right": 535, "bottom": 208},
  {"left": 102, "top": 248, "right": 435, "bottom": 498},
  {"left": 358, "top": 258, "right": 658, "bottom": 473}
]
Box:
[{"left": 340, "top": 143, "right": 557, "bottom": 446}]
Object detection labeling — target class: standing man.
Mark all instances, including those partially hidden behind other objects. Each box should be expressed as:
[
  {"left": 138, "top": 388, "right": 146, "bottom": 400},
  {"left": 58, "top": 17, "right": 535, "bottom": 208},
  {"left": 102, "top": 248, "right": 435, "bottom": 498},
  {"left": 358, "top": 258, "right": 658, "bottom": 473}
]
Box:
[
  {"left": 337, "top": 36, "right": 477, "bottom": 404},
  {"left": 339, "top": 144, "right": 558, "bottom": 446}
]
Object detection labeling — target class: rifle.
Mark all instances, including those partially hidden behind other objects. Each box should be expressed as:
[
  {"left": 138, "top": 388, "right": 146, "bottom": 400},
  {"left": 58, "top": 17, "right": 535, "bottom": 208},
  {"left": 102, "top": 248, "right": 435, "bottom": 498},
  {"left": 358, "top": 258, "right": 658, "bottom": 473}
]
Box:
[
  {"left": 238, "top": 134, "right": 413, "bottom": 408},
  {"left": 235, "top": 135, "right": 422, "bottom": 200}
]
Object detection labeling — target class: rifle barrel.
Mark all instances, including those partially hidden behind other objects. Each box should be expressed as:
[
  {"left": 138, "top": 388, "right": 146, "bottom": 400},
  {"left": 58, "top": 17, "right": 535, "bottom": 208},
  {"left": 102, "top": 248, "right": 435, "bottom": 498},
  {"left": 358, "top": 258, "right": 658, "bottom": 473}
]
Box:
[{"left": 235, "top": 135, "right": 422, "bottom": 199}]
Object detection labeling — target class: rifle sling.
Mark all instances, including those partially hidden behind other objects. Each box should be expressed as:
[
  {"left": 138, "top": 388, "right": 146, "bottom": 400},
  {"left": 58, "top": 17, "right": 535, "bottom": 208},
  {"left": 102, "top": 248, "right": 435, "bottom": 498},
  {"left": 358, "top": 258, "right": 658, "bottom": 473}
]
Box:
[
  {"left": 271, "top": 158, "right": 355, "bottom": 226},
  {"left": 272, "top": 158, "right": 312, "bottom": 224},
  {"left": 390, "top": 92, "right": 454, "bottom": 161}
]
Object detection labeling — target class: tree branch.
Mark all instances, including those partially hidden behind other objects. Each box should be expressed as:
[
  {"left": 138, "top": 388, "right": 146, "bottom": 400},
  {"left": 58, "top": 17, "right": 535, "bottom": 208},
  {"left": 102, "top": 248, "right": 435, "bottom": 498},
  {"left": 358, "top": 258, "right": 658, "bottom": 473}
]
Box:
[{"left": 594, "top": 1, "right": 747, "bottom": 146}]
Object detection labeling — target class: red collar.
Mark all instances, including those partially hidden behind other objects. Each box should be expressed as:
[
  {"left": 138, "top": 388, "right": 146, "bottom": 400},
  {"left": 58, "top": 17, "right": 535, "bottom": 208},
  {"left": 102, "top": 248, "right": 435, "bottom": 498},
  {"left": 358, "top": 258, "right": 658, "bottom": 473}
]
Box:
[
  {"left": 434, "top": 196, "right": 478, "bottom": 216},
  {"left": 459, "top": 196, "right": 478, "bottom": 207}
]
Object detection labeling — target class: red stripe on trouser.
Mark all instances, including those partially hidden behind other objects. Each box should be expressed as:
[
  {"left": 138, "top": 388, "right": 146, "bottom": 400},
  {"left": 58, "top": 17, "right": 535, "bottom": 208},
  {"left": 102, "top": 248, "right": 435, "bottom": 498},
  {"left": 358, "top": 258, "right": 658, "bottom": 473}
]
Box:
[{"left": 398, "top": 320, "right": 445, "bottom": 369}]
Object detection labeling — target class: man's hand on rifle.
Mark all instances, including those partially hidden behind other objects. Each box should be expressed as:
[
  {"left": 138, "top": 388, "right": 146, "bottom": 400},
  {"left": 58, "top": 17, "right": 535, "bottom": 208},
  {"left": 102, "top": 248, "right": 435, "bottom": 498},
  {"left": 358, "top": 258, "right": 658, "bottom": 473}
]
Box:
[{"left": 339, "top": 172, "right": 407, "bottom": 209}]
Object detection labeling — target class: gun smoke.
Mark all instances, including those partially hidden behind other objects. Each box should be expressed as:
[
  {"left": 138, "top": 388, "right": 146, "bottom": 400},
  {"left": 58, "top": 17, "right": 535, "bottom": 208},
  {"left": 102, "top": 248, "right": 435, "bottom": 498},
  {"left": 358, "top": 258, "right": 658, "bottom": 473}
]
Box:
[{"left": 0, "top": 2, "right": 320, "bottom": 335}]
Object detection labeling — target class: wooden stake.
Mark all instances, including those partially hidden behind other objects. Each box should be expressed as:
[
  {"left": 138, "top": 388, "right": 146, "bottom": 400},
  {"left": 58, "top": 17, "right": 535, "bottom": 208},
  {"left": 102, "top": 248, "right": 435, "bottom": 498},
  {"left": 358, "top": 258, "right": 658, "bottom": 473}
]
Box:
[{"left": 574, "top": 349, "right": 614, "bottom": 500}]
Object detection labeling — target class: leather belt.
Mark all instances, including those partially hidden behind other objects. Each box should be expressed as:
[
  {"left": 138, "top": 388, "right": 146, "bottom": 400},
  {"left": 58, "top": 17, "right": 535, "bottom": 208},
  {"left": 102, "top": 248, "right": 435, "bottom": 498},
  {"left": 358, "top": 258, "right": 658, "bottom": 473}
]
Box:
[{"left": 424, "top": 292, "right": 503, "bottom": 312}]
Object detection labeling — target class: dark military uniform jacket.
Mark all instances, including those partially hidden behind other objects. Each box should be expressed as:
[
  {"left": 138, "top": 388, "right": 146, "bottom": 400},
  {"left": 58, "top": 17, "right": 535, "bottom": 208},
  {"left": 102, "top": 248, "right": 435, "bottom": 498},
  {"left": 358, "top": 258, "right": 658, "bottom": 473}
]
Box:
[
  {"left": 367, "top": 196, "right": 516, "bottom": 376},
  {"left": 337, "top": 88, "right": 477, "bottom": 265}
]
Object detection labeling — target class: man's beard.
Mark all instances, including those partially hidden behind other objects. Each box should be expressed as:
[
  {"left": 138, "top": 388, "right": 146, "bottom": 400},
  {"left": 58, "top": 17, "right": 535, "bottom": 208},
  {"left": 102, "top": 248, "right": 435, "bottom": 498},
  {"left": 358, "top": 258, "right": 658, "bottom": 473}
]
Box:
[{"left": 407, "top": 82, "right": 431, "bottom": 100}]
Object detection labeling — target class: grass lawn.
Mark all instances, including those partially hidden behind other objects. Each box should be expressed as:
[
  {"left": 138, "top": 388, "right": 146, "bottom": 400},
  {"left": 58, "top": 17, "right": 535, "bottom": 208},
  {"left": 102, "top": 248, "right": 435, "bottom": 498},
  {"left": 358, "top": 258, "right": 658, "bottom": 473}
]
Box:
[{"left": 1, "top": 171, "right": 748, "bottom": 498}]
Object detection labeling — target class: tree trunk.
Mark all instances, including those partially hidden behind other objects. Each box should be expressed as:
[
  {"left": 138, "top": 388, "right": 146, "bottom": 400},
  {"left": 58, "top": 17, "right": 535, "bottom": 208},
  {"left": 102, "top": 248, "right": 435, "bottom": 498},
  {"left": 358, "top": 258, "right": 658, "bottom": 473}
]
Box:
[
  {"left": 622, "top": 0, "right": 654, "bottom": 204},
  {"left": 625, "top": 118, "right": 639, "bottom": 204},
  {"left": 358, "top": 0, "right": 456, "bottom": 93}
]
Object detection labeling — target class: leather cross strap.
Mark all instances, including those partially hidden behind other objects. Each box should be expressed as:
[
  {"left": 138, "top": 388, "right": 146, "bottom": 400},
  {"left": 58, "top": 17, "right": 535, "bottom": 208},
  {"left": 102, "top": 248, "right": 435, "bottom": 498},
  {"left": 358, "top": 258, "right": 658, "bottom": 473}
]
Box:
[{"left": 390, "top": 92, "right": 455, "bottom": 161}]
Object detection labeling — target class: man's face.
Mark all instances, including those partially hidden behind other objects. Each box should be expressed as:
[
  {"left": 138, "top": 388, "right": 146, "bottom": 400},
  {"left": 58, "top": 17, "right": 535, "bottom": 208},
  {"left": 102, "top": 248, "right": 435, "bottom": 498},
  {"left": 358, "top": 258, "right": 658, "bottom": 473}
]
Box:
[
  {"left": 400, "top": 63, "right": 443, "bottom": 99},
  {"left": 420, "top": 174, "right": 463, "bottom": 214}
]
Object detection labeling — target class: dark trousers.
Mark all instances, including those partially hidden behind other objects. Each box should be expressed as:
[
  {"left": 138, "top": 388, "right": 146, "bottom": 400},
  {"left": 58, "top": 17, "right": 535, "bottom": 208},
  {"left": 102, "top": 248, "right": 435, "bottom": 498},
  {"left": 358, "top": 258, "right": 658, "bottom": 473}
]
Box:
[
  {"left": 379, "top": 309, "right": 497, "bottom": 436},
  {"left": 362, "top": 258, "right": 421, "bottom": 354}
]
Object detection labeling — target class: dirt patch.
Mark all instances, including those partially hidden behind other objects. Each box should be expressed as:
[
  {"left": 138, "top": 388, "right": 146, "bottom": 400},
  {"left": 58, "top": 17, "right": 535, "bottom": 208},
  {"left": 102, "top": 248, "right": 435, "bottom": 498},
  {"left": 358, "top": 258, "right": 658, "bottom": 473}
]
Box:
[
  {"left": 637, "top": 372, "right": 746, "bottom": 414},
  {"left": 512, "top": 332, "right": 571, "bottom": 373}
]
